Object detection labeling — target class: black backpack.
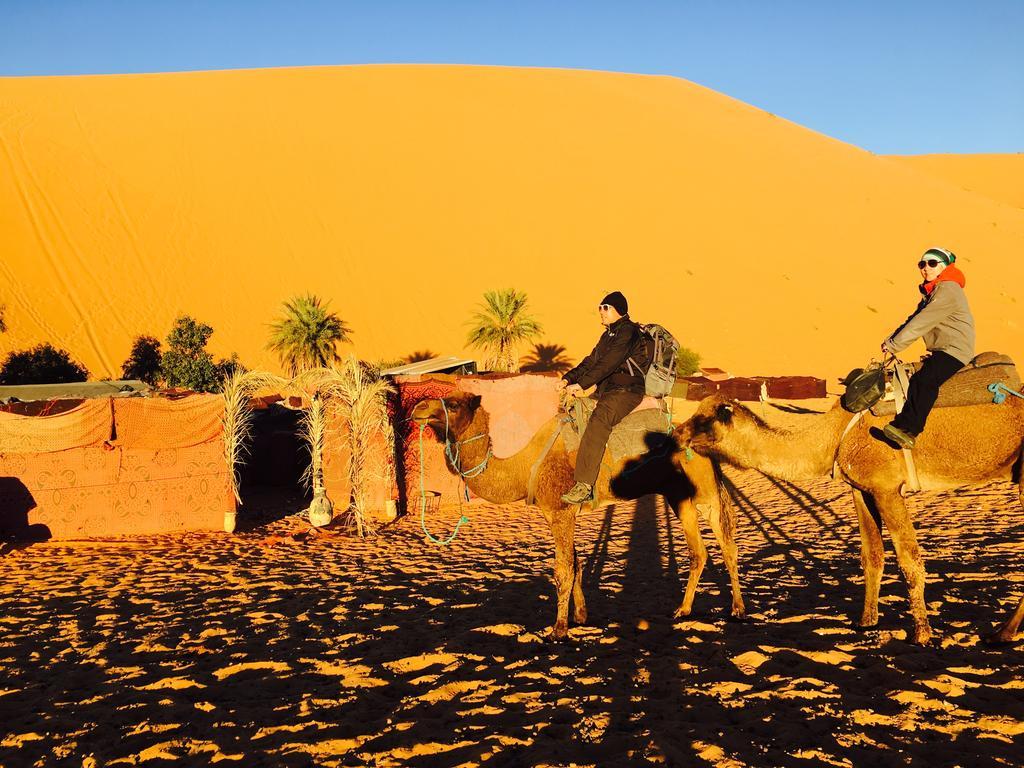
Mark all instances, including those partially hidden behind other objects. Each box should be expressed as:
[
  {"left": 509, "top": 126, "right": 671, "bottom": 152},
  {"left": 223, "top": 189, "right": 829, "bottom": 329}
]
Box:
[{"left": 841, "top": 362, "right": 886, "bottom": 413}]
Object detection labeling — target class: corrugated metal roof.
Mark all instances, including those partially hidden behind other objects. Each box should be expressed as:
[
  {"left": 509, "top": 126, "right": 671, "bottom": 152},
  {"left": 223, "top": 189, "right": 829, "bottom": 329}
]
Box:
[{"left": 379, "top": 356, "right": 476, "bottom": 376}]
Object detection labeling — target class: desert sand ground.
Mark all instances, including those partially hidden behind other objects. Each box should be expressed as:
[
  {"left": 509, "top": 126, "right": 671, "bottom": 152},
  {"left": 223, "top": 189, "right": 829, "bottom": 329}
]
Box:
[{"left": 3, "top": 400, "right": 1023, "bottom": 767}]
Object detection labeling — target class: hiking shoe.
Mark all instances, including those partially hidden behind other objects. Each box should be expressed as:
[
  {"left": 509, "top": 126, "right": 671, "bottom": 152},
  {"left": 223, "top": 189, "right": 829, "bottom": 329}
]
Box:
[
  {"left": 561, "top": 481, "right": 594, "bottom": 504},
  {"left": 882, "top": 423, "right": 916, "bottom": 449}
]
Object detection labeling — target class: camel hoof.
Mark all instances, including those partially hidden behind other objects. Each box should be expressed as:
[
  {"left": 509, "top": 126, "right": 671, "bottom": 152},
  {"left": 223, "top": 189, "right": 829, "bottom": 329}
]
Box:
[
  {"left": 546, "top": 626, "right": 569, "bottom": 643},
  {"left": 673, "top": 605, "right": 693, "bottom": 620},
  {"left": 727, "top": 609, "right": 748, "bottom": 623},
  {"left": 573, "top": 612, "right": 590, "bottom": 627},
  {"left": 983, "top": 630, "right": 1017, "bottom": 646},
  {"left": 910, "top": 627, "right": 934, "bottom": 646}
]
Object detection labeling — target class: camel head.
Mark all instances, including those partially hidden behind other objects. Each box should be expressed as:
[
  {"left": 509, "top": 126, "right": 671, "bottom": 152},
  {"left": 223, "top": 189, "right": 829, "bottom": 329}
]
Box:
[
  {"left": 410, "top": 392, "right": 484, "bottom": 441},
  {"left": 675, "top": 394, "right": 759, "bottom": 463}
]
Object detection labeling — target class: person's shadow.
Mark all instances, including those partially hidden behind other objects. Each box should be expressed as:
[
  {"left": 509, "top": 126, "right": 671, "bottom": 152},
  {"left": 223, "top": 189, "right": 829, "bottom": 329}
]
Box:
[
  {"left": 608, "top": 430, "right": 690, "bottom": 503},
  {"left": 0, "top": 477, "right": 50, "bottom": 555}
]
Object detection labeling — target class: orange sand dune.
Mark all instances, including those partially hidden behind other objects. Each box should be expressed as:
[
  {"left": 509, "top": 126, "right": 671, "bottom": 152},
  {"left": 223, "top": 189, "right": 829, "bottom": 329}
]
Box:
[
  {"left": 1, "top": 65, "right": 1022, "bottom": 381},
  {"left": 887, "top": 153, "right": 1024, "bottom": 210}
]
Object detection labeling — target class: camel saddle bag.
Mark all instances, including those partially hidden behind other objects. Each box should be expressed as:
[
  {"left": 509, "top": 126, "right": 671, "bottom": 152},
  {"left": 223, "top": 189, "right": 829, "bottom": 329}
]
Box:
[{"left": 841, "top": 362, "right": 886, "bottom": 413}]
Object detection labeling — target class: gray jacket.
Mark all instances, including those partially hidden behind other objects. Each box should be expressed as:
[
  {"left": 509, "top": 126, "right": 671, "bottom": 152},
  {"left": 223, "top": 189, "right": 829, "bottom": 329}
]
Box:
[{"left": 886, "top": 281, "right": 975, "bottom": 364}]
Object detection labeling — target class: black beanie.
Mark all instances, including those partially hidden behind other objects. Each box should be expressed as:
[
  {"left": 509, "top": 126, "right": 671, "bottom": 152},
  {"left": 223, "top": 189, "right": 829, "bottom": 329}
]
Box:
[{"left": 601, "top": 291, "right": 628, "bottom": 316}]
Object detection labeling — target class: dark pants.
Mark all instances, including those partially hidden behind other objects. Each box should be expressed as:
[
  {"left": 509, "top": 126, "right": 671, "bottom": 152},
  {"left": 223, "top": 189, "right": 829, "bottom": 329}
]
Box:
[
  {"left": 892, "top": 350, "right": 965, "bottom": 436},
  {"left": 574, "top": 389, "right": 644, "bottom": 486}
]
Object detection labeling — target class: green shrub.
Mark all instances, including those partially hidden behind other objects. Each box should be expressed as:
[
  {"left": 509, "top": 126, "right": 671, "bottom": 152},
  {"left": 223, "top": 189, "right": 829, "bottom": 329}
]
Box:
[
  {"left": 121, "top": 335, "right": 163, "bottom": 385},
  {"left": 161, "top": 316, "right": 220, "bottom": 392},
  {"left": 0, "top": 343, "right": 89, "bottom": 385},
  {"left": 675, "top": 346, "right": 701, "bottom": 377}
]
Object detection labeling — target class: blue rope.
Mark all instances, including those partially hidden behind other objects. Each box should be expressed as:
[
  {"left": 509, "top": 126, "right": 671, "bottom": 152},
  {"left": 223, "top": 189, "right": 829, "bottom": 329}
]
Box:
[
  {"left": 418, "top": 423, "right": 469, "bottom": 546},
  {"left": 440, "top": 398, "right": 492, "bottom": 478},
  {"left": 989, "top": 382, "right": 1024, "bottom": 405}
]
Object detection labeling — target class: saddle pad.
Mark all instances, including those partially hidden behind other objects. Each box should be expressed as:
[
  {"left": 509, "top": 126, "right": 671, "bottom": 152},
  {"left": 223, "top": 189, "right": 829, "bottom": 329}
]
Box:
[
  {"left": 871, "top": 352, "right": 1021, "bottom": 416},
  {"left": 561, "top": 397, "right": 671, "bottom": 463}
]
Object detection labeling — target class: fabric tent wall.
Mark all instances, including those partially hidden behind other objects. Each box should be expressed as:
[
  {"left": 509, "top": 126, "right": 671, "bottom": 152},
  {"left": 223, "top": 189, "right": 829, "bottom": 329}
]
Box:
[
  {"left": 323, "top": 374, "right": 562, "bottom": 515},
  {"left": 0, "top": 395, "right": 233, "bottom": 539}
]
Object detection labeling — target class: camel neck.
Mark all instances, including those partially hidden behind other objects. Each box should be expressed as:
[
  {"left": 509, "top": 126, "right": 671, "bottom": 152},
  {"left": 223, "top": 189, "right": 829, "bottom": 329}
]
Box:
[
  {"left": 445, "top": 410, "right": 561, "bottom": 504},
  {"left": 728, "top": 403, "right": 856, "bottom": 481}
]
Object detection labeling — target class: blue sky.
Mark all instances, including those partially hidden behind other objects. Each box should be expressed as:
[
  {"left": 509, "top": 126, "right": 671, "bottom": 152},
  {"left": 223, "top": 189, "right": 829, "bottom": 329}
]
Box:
[{"left": 1, "top": 1, "right": 1021, "bottom": 154}]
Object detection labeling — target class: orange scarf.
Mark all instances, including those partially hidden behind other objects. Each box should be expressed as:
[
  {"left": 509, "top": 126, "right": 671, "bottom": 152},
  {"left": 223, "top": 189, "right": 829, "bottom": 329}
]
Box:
[{"left": 921, "top": 264, "right": 966, "bottom": 296}]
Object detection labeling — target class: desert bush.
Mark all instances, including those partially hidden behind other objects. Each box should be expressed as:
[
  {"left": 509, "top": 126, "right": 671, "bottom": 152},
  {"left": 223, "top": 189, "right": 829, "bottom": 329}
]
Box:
[
  {"left": 0, "top": 343, "right": 89, "bottom": 385},
  {"left": 161, "top": 315, "right": 220, "bottom": 392},
  {"left": 676, "top": 346, "right": 701, "bottom": 377},
  {"left": 121, "top": 335, "right": 163, "bottom": 385}
]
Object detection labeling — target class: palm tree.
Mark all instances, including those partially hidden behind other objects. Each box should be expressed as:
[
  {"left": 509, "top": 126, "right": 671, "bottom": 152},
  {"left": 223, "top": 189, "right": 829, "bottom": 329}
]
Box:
[
  {"left": 466, "top": 289, "right": 543, "bottom": 372},
  {"left": 404, "top": 349, "right": 436, "bottom": 364},
  {"left": 266, "top": 294, "right": 352, "bottom": 376},
  {"left": 520, "top": 342, "right": 573, "bottom": 373}
]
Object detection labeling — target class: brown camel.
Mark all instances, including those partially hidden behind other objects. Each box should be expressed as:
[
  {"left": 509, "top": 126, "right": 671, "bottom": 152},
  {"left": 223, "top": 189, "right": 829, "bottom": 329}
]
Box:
[
  {"left": 410, "top": 392, "right": 745, "bottom": 640},
  {"left": 675, "top": 393, "right": 1024, "bottom": 645}
]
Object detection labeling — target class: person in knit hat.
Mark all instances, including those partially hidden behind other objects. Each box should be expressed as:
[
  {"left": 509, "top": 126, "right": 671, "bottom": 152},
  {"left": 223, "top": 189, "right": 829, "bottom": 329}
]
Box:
[
  {"left": 557, "top": 291, "right": 650, "bottom": 504},
  {"left": 881, "top": 247, "right": 975, "bottom": 448}
]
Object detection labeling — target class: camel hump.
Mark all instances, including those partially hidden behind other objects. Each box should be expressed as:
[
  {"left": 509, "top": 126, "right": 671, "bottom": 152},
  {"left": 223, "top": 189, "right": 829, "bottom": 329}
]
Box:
[
  {"left": 969, "top": 351, "right": 1016, "bottom": 369},
  {"left": 870, "top": 352, "right": 1021, "bottom": 416}
]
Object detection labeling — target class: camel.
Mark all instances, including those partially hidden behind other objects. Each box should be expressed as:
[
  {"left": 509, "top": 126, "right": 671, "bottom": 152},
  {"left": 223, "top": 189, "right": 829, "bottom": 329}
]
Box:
[
  {"left": 410, "top": 392, "right": 745, "bottom": 640},
  {"left": 675, "top": 393, "right": 1024, "bottom": 645}
]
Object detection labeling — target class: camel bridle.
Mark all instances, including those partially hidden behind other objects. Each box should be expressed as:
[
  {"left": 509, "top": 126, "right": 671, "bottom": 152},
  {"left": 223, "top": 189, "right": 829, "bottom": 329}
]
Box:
[{"left": 439, "top": 398, "right": 492, "bottom": 479}]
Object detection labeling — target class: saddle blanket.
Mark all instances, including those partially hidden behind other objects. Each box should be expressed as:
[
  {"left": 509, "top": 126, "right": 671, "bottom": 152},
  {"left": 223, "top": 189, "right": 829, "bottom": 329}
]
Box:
[
  {"left": 560, "top": 395, "right": 672, "bottom": 463},
  {"left": 871, "top": 351, "right": 1020, "bottom": 417}
]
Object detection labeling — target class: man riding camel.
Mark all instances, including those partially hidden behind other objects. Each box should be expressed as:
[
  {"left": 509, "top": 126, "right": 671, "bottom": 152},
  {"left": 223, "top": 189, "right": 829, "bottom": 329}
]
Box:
[
  {"left": 881, "top": 247, "right": 975, "bottom": 449},
  {"left": 557, "top": 291, "right": 650, "bottom": 504}
]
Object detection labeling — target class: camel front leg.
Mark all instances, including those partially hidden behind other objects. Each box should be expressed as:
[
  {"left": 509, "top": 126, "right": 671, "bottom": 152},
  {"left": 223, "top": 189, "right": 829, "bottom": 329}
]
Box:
[
  {"left": 987, "top": 595, "right": 1024, "bottom": 644},
  {"left": 852, "top": 489, "right": 885, "bottom": 629},
  {"left": 548, "top": 506, "right": 578, "bottom": 641},
  {"left": 991, "top": 469, "right": 1024, "bottom": 642},
  {"left": 874, "top": 490, "right": 932, "bottom": 644},
  {"left": 673, "top": 498, "right": 708, "bottom": 618},
  {"left": 701, "top": 488, "right": 745, "bottom": 619},
  {"left": 571, "top": 543, "right": 587, "bottom": 626}
]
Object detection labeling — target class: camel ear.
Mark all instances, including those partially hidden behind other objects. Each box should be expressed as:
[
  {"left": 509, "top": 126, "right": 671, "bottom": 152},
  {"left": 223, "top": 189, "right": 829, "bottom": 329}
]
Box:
[
  {"left": 468, "top": 394, "right": 482, "bottom": 412},
  {"left": 715, "top": 402, "right": 734, "bottom": 424}
]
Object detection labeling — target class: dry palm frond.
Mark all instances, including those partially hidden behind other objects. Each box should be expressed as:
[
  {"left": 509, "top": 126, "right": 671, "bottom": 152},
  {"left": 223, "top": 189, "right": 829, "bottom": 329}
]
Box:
[
  {"left": 221, "top": 370, "right": 254, "bottom": 504},
  {"left": 299, "top": 392, "right": 327, "bottom": 494},
  {"left": 299, "top": 392, "right": 335, "bottom": 526},
  {"left": 221, "top": 369, "right": 289, "bottom": 503},
  {"left": 326, "top": 356, "right": 395, "bottom": 538}
]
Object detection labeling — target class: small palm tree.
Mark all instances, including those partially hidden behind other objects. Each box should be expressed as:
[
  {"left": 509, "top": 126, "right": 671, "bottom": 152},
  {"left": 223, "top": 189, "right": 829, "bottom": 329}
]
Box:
[
  {"left": 520, "top": 342, "right": 573, "bottom": 373},
  {"left": 266, "top": 294, "right": 352, "bottom": 376},
  {"left": 404, "top": 349, "right": 436, "bottom": 364},
  {"left": 466, "top": 289, "right": 543, "bottom": 372}
]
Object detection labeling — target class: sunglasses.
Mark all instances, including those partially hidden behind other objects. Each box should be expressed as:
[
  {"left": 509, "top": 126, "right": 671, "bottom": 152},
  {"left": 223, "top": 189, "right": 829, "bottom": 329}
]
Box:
[
  {"left": 917, "top": 259, "right": 943, "bottom": 269},
  {"left": 598, "top": 304, "right": 612, "bottom": 311}
]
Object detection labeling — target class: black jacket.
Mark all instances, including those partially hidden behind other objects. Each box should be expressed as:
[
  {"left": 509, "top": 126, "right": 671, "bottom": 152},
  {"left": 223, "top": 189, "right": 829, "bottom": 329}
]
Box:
[{"left": 563, "top": 315, "right": 649, "bottom": 396}]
